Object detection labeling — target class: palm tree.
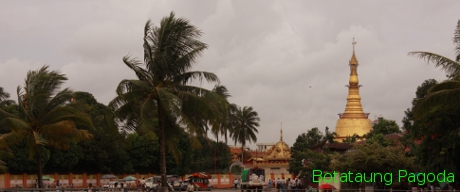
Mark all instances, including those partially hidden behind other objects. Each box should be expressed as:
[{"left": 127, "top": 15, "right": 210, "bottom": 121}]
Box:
[
  {"left": 0, "top": 66, "right": 92, "bottom": 188},
  {"left": 209, "top": 85, "right": 233, "bottom": 144},
  {"left": 324, "top": 126, "right": 337, "bottom": 143},
  {"left": 0, "top": 87, "right": 14, "bottom": 108},
  {"left": 0, "top": 87, "right": 13, "bottom": 172},
  {"left": 230, "top": 106, "right": 260, "bottom": 161},
  {"left": 409, "top": 19, "right": 460, "bottom": 118},
  {"left": 109, "top": 12, "right": 222, "bottom": 192}
]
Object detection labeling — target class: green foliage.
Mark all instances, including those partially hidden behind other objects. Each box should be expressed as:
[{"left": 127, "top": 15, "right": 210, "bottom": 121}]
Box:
[
  {"left": 0, "top": 140, "right": 50, "bottom": 174},
  {"left": 342, "top": 134, "right": 360, "bottom": 143},
  {"left": 402, "top": 79, "right": 460, "bottom": 176},
  {"left": 67, "top": 91, "right": 132, "bottom": 174},
  {"left": 330, "top": 143, "right": 416, "bottom": 189},
  {"left": 46, "top": 143, "right": 83, "bottom": 173},
  {"left": 366, "top": 133, "right": 393, "bottom": 147},
  {"left": 189, "top": 136, "right": 232, "bottom": 173},
  {"left": 126, "top": 133, "right": 159, "bottom": 172},
  {"left": 363, "top": 117, "right": 401, "bottom": 146},
  {"left": 305, "top": 127, "right": 323, "bottom": 147},
  {"left": 324, "top": 127, "right": 337, "bottom": 143},
  {"left": 289, "top": 127, "right": 336, "bottom": 182},
  {"left": 368, "top": 118, "right": 401, "bottom": 137}
]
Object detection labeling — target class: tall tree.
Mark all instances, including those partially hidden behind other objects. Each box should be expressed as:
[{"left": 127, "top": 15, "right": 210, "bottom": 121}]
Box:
[
  {"left": 230, "top": 106, "right": 260, "bottom": 161},
  {"left": 402, "top": 79, "right": 460, "bottom": 176},
  {"left": 408, "top": 19, "right": 460, "bottom": 118},
  {"left": 289, "top": 132, "right": 328, "bottom": 179},
  {"left": 209, "top": 85, "right": 233, "bottom": 144},
  {"left": 109, "top": 12, "right": 222, "bottom": 192},
  {"left": 0, "top": 66, "right": 92, "bottom": 188},
  {"left": 0, "top": 87, "right": 14, "bottom": 172}
]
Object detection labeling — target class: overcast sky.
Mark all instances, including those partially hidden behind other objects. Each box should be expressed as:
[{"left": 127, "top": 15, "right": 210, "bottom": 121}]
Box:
[{"left": 1, "top": 1, "right": 459, "bottom": 149}]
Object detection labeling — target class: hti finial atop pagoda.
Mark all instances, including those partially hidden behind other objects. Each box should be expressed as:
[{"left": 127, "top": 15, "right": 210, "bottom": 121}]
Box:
[
  {"left": 280, "top": 123, "right": 283, "bottom": 141},
  {"left": 350, "top": 38, "right": 359, "bottom": 65}
]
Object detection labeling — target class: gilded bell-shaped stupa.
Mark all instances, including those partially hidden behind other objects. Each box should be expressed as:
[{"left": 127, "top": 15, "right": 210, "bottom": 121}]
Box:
[{"left": 334, "top": 39, "right": 372, "bottom": 142}]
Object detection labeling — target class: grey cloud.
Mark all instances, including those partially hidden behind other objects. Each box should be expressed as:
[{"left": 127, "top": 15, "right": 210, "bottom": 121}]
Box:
[{"left": 0, "top": 0, "right": 459, "bottom": 148}]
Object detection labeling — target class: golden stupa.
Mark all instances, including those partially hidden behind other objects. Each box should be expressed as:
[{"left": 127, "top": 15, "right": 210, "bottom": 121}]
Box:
[{"left": 334, "top": 39, "right": 372, "bottom": 142}]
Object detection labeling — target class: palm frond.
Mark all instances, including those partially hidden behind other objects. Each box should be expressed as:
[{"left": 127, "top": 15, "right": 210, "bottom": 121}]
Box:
[
  {"left": 173, "top": 71, "right": 220, "bottom": 85},
  {"left": 115, "top": 79, "right": 151, "bottom": 97},
  {"left": 1, "top": 117, "right": 29, "bottom": 132},
  {"left": 454, "top": 19, "right": 460, "bottom": 60},
  {"left": 0, "top": 129, "right": 25, "bottom": 148},
  {"left": 32, "top": 131, "right": 48, "bottom": 146},
  {"left": 46, "top": 88, "right": 73, "bottom": 110},
  {"left": 0, "top": 108, "right": 16, "bottom": 120},
  {"left": 409, "top": 51, "right": 460, "bottom": 77},
  {"left": 0, "top": 87, "right": 11, "bottom": 101},
  {"left": 0, "top": 99, "right": 15, "bottom": 107},
  {"left": 122, "top": 56, "right": 153, "bottom": 85},
  {"left": 40, "top": 105, "right": 93, "bottom": 129},
  {"left": 163, "top": 118, "right": 185, "bottom": 163},
  {"left": 40, "top": 120, "right": 92, "bottom": 149},
  {"left": 427, "top": 80, "right": 460, "bottom": 93},
  {"left": 413, "top": 88, "right": 460, "bottom": 118},
  {"left": 138, "top": 97, "right": 158, "bottom": 135},
  {"left": 170, "top": 45, "right": 208, "bottom": 76}
]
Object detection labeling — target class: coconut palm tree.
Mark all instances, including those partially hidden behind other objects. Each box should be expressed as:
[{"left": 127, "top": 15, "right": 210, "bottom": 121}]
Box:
[
  {"left": 0, "top": 66, "right": 92, "bottom": 188},
  {"left": 0, "top": 87, "right": 14, "bottom": 108},
  {"left": 230, "top": 106, "right": 260, "bottom": 161},
  {"left": 0, "top": 87, "right": 13, "bottom": 172},
  {"left": 109, "top": 12, "right": 222, "bottom": 192},
  {"left": 409, "top": 19, "right": 460, "bottom": 118},
  {"left": 209, "top": 85, "right": 234, "bottom": 144}
]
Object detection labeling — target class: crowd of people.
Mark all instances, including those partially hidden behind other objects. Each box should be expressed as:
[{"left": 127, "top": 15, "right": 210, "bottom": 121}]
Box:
[{"left": 233, "top": 177, "right": 303, "bottom": 192}]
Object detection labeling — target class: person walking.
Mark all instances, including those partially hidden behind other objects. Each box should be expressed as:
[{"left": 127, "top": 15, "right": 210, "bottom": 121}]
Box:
[
  {"left": 267, "top": 179, "right": 272, "bottom": 191},
  {"left": 234, "top": 178, "right": 239, "bottom": 191},
  {"left": 281, "top": 178, "right": 287, "bottom": 192},
  {"left": 286, "top": 178, "right": 291, "bottom": 192},
  {"left": 56, "top": 180, "right": 60, "bottom": 192},
  {"left": 292, "top": 179, "right": 297, "bottom": 192},
  {"left": 88, "top": 183, "right": 92, "bottom": 192},
  {"left": 139, "top": 178, "right": 146, "bottom": 192},
  {"left": 296, "top": 178, "right": 302, "bottom": 191},
  {"left": 276, "top": 178, "right": 281, "bottom": 192}
]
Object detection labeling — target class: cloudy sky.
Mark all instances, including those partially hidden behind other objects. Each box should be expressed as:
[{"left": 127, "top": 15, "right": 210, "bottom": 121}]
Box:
[{"left": 1, "top": 1, "right": 459, "bottom": 148}]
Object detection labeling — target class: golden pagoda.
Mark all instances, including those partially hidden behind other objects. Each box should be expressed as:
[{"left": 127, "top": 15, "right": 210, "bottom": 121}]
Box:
[{"left": 334, "top": 39, "right": 372, "bottom": 142}]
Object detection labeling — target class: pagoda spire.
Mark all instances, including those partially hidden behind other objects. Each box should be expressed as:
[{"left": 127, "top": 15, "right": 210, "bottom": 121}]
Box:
[
  {"left": 280, "top": 123, "right": 283, "bottom": 141},
  {"left": 334, "top": 38, "right": 372, "bottom": 142},
  {"left": 342, "top": 38, "right": 366, "bottom": 118}
]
